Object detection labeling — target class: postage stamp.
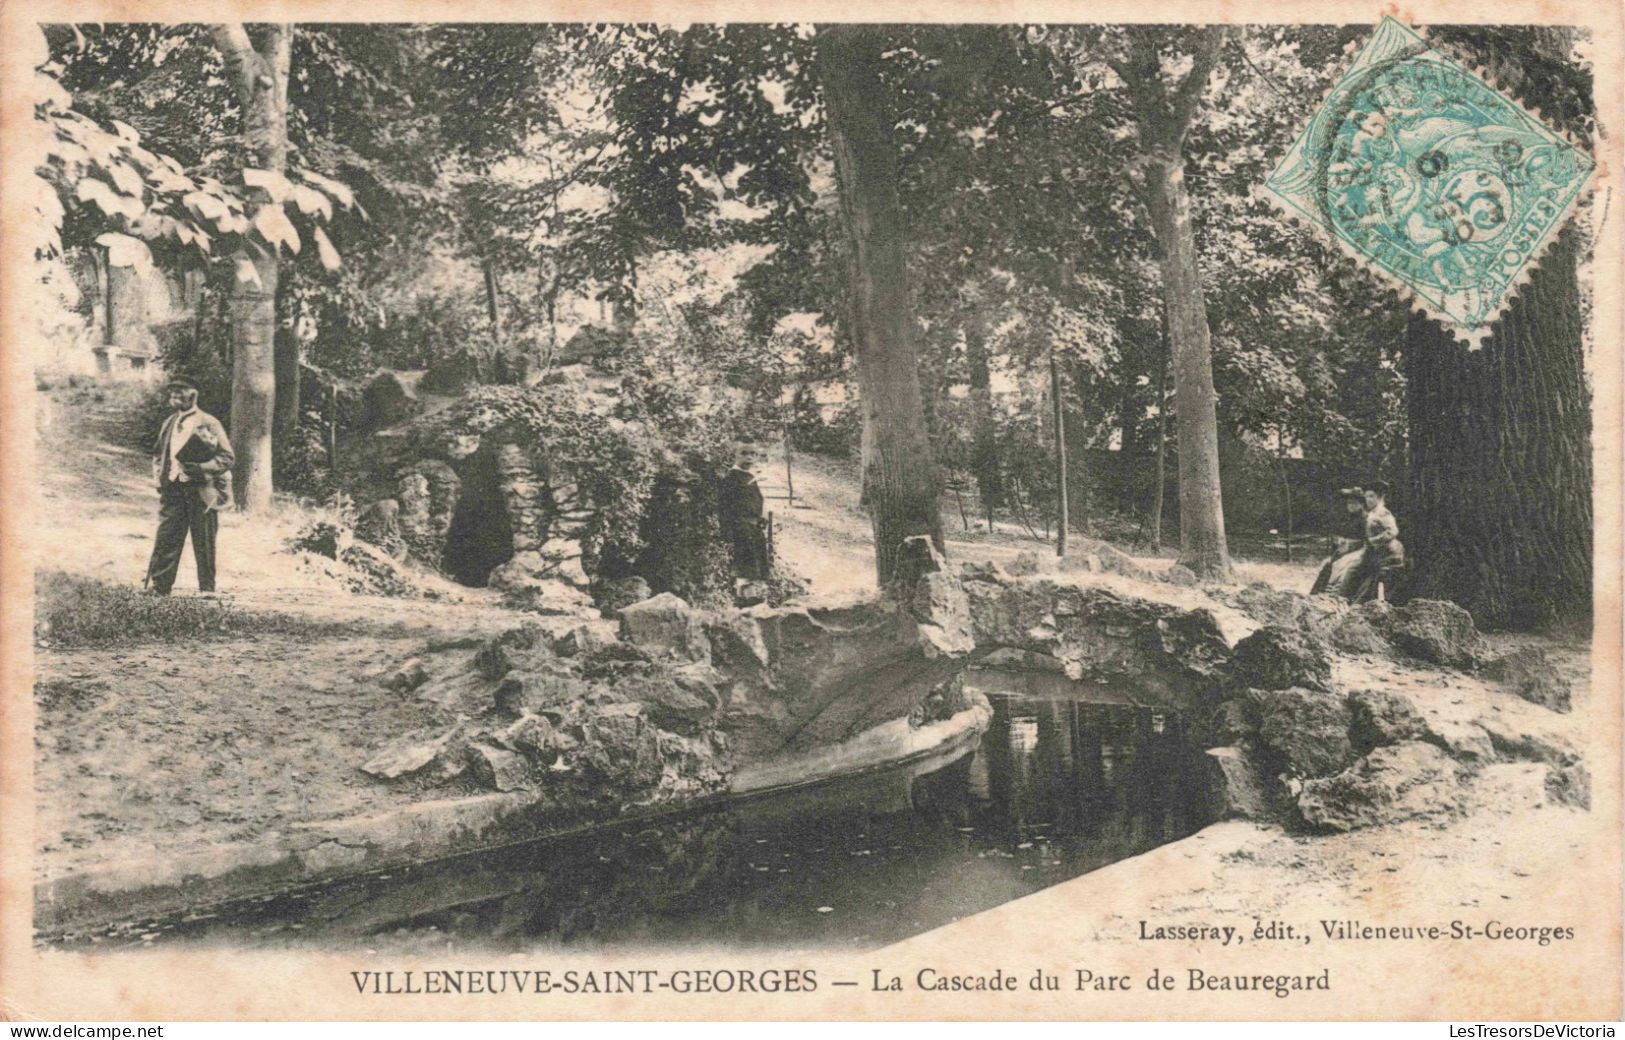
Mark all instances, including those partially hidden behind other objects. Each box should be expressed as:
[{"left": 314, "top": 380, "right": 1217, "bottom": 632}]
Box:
[{"left": 1265, "top": 17, "right": 1596, "bottom": 345}]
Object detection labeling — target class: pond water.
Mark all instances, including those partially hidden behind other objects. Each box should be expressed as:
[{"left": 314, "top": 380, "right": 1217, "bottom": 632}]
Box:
[{"left": 64, "top": 673, "right": 1210, "bottom": 951}]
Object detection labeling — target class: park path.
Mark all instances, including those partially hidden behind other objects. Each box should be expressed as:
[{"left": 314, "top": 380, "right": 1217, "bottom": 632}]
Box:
[{"left": 32, "top": 383, "right": 528, "bottom": 635}]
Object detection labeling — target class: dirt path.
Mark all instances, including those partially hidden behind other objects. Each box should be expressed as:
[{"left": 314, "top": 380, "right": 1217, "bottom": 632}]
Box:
[
  {"left": 33, "top": 384, "right": 528, "bottom": 632},
  {"left": 759, "top": 449, "right": 1319, "bottom": 603},
  {"left": 31, "top": 386, "right": 555, "bottom": 884}
]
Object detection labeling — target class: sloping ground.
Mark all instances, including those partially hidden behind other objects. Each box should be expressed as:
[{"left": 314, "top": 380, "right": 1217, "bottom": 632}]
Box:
[
  {"left": 31, "top": 386, "right": 587, "bottom": 890},
  {"left": 33, "top": 384, "right": 527, "bottom": 630}
]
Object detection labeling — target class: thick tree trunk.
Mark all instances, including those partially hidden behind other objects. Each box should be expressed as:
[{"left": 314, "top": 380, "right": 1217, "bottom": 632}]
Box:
[
  {"left": 1145, "top": 154, "right": 1231, "bottom": 579},
  {"left": 1403, "top": 228, "right": 1591, "bottom": 631},
  {"left": 817, "top": 25, "right": 944, "bottom": 585},
  {"left": 213, "top": 24, "right": 290, "bottom": 514}
]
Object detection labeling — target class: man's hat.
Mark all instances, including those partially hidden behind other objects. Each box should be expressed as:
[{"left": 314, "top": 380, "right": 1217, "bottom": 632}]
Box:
[
  {"left": 1340, "top": 486, "right": 1364, "bottom": 499},
  {"left": 166, "top": 377, "right": 199, "bottom": 393}
]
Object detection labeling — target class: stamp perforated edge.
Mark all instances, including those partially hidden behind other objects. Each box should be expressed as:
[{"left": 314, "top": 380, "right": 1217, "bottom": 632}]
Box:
[{"left": 1258, "top": 16, "right": 1598, "bottom": 350}]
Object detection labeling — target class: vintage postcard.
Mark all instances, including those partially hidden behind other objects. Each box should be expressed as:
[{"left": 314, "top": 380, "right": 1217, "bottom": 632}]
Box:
[{"left": 0, "top": 0, "right": 1619, "bottom": 1023}]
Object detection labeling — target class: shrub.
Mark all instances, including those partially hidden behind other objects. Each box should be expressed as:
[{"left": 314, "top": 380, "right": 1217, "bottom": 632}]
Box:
[{"left": 285, "top": 493, "right": 357, "bottom": 558}]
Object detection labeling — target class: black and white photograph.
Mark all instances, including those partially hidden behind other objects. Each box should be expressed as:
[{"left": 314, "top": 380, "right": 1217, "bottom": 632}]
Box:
[{"left": 1, "top": 0, "right": 1619, "bottom": 1022}]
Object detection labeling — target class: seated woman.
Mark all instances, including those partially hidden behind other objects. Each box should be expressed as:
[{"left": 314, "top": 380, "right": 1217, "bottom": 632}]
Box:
[
  {"left": 1351, "top": 480, "right": 1405, "bottom": 603},
  {"left": 1310, "top": 487, "right": 1367, "bottom": 598}
]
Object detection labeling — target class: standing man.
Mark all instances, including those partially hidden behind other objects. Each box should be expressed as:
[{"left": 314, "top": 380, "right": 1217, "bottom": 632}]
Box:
[
  {"left": 718, "top": 445, "right": 770, "bottom": 580},
  {"left": 145, "top": 378, "right": 234, "bottom": 595}
]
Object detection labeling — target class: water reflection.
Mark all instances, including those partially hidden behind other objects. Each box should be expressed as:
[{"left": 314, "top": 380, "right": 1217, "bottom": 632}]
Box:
[{"left": 60, "top": 676, "right": 1206, "bottom": 951}]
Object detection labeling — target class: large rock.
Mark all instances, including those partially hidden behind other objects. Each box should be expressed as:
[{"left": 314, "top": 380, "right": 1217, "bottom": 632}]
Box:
[
  {"left": 1227, "top": 624, "right": 1332, "bottom": 692},
  {"left": 575, "top": 702, "right": 664, "bottom": 793},
  {"left": 1482, "top": 647, "right": 1572, "bottom": 713},
  {"left": 619, "top": 592, "right": 709, "bottom": 661},
  {"left": 598, "top": 576, "right": 653, "bottom": 614},
  {"left": 473, "top": 624, "right": 549, "bottom": 680},
  {"left": 358, "top": 370, "right": 421, "bottom": 430},
  {"left": 1230, "top": 582, "right": 1327, "bottom": 629},
  {"left": 910, "top": 570, "right": 975, "bottom": 658},
  {"left": 1382, "top": 599, "right": 1488, "bottom": 669},
  {"left": 893, "top": 534, "right": 948, "bottom": 586},
  {"left": 1346, "top": 688, "right": 1429, "bottom": 754},
  {"left": 487, "top": 552, "right": 596, "bottom": 614},
  {"left": 382, "top": 657, "right": 428, "bottom": 693},
  {"left": 396, "top": 460, "right": 460, "bottom": 565},
  {"left": 1199, "top": 746, "right": 1271, "bottom": 821},
  {"left": 1090, "top": 540, "right": 1155, "bottom": 582},
  {"left": 960, "top": 559, "right": 1014, "bottom": 586},
  {"left": 1308, "top": 602, "right": 1392, "bottom": 657},
  {"left": 615, "top": 669, "right": 719, "bottom": 737},
  {"left": 1247, "top": 686, "right": 1354, "bottom": 779},
  {"left": 467, "top": 741, "right": 531, "bottom": 792},
  {"left": 493, "top": 442, "right": 549, "bottom": 554},
  {"left": 361, "top": 725, "right": 466, "bottom": 781},
  {"left": 1163, "top": 563, "right": 1199, "bottom": 587},
  {"left": 1207, "top": 700, "right": 1257, "bottom": 746},
  {"left": 1296, "top": 741, "right": 1462, "bottom": 831}
]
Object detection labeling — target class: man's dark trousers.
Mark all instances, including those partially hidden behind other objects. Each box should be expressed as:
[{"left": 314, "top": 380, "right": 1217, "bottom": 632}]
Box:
[{"left": 146, "top": 483, "right": 218, "bottom": 593}]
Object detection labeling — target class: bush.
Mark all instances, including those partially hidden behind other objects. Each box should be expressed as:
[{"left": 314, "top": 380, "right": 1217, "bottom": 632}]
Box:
[
  {"left": 33, "top": 572, "right": 348, "bottom": 647},
  {"left": 285, "top": 493, "right": 357, "bottom": 558}
]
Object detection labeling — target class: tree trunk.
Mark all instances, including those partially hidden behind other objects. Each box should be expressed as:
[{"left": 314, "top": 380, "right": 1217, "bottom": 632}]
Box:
[
  {"left": 483, "top": 257, "right": 502, "bottom": 340},
  {"left": 272, "top": 274, "right": 299, "bottom": 456},
  {"left": 1144, "top": 153, "right": 1231, "bottom": 579},
  {"left": 817, "top": 25, "right": 944, "bottom": 585},
  {"left": 965, "top": 301, "right": 1002, "bottom": 517},
  {"left": 212, "top": 24, "right": 290, "bottom": 514},
  {"left": 1403, "top": 227, "right": 1591, "bottom": 631},
  {"left": 1117, "top": 344, "right": 1141, "bottom": 508},
  {"left": 1150, "top": 331, "right": 1169, "bottom": 552},
  {"left": 1050, "top": 348, "right": 1069, "bottom": 557}
]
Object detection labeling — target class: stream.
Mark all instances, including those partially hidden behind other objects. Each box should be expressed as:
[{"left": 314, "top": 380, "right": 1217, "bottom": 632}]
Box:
[{"left": 64, "top": 671, "right": 1209, "bottom": 951}]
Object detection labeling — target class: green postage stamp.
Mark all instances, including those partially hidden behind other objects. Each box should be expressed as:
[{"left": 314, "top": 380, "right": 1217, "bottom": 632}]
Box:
[{"left": 1265, "top": 17, "right": 1595, "bottom": 345}]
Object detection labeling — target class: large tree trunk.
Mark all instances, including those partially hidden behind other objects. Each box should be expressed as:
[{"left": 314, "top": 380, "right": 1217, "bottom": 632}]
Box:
[
  {"left": 1145, "top": 154, "right": 1231, "bottom": 579},
  {"left": 818, "top": 25, "right": 944, "bottom": 585},
  {"left": 212, "top": 24, "right": 290, "bottom": 514},
  {"left": 1403, "top": 227, "right": 1591, "bottom": 631},
  {"left": 1115, "top": 27, "right": 1230, "bottom": 580}
]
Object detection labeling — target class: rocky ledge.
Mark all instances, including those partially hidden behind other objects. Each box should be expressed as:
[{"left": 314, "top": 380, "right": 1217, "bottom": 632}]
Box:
[{"left": 357, "top": 540, "right": 1584, "bottom": 839}]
